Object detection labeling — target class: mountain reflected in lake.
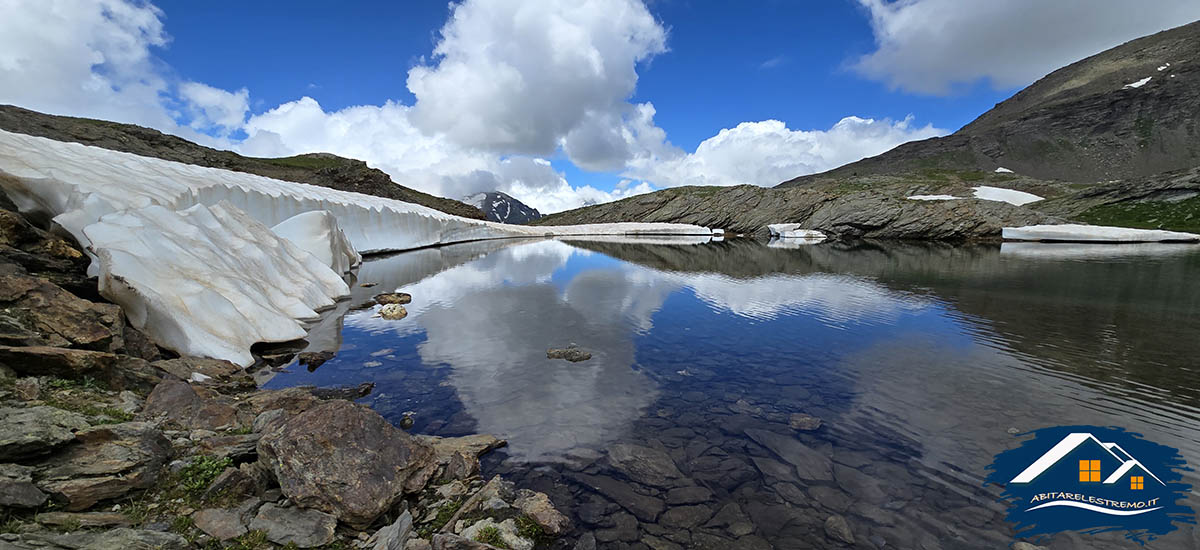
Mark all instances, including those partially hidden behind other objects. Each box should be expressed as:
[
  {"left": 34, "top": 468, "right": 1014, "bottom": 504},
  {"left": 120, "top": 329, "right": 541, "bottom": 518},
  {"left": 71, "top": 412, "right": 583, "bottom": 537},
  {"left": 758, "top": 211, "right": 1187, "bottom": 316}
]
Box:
[{"left": 264, "top": 238, "right": 1200, "bottom": 549}]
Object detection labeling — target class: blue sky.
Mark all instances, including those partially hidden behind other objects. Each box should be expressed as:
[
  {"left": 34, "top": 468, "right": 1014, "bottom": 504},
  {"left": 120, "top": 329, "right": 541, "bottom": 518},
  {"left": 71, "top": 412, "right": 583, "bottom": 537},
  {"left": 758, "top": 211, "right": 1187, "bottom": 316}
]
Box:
[
  {"left": 157, "top": 1, "right": 1005, "bottom": 147},
  {"left": 3, "top": 0, "right": 1199, "bottom": 212}
]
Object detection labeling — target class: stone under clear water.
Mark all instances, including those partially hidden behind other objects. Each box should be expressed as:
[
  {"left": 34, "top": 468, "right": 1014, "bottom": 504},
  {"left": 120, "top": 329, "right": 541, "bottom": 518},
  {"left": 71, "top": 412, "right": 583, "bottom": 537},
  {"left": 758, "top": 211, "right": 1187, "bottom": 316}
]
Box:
[{"left": 263, "top": 238, "right": 1200, "bottom": 549}]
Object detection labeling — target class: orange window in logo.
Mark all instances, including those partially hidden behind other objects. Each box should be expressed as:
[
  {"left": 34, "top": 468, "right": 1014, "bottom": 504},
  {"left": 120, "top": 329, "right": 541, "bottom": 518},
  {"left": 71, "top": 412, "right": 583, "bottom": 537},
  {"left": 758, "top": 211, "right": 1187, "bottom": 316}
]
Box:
[
  {"left": 1079, "top": 460, "right": 1101, "bottom": 482},
  {"left": 1131, "top": 476, "right": 1144, "bottom": 490}
]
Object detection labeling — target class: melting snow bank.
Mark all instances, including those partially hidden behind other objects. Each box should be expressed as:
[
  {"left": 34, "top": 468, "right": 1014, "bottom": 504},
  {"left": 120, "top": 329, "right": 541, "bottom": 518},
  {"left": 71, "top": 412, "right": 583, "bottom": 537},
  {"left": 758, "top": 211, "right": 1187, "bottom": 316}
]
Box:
[
  {"left": 1003, "top": 224, "right": 1200, "bottom": 243},
  {"left": 971, "top": 186, "right": 1043, "bottom": 206},
  {"left": 907, "top": 186, "right": 1043, "bottom": 206},
  {"left": 767, "top": 224, "right": 827, "bottom": 240},
  {"left": 0, "top": 129, "right": 710, "bottom": 365},
  {"left": 271, "top": 210, "right": 362, "bottom": 274},
  {"left": 85, "top": 203, "right": 352, "bottom": 366}
]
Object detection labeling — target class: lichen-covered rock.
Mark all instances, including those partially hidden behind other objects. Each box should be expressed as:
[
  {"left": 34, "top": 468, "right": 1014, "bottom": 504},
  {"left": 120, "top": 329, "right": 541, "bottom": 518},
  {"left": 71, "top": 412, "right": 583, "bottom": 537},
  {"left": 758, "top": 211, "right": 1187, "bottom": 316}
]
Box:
[
  {"left": 152, "top": 357, "right": 242, "bottom": 383},
  {"left": 193, "top": 507, "right": 248, "bottom": 540},
  {"left": 139, "top": 378, "right": 242, "bottom": 431},
  {"left": 367, "top": 510, "right": 413, "bottom": 550},
  {"left": 36, "top": 422, "right": 171, "bottom": 510},
  {"left": 0, "top": 345, "right": 161, "bottom": 391},
  {"left": 514, "top": 489, "right": 571, "bottom": 535},
  {"left": 380, "top": 304, "right": 408, "bottom": 320},
  {"left": 248, "top": 503, "right": 337, "bottom": 548},
  {"left": 0, "top": 264, "right": 124, "bottom": 351},
  {"left": 430, "top": 533, "right": 502, "bottom": 550},
  {"left": 257, "top": 400, "right": 435, "bottom": 529},
  {"left": 0, "top": 462, "right": 48, "bottom": 508},
  {"left": 375, "top": 292, "right": 412, "bottom": 305},
  {"left": 0, "top": 406, "right": 89, "bottom": 461}
]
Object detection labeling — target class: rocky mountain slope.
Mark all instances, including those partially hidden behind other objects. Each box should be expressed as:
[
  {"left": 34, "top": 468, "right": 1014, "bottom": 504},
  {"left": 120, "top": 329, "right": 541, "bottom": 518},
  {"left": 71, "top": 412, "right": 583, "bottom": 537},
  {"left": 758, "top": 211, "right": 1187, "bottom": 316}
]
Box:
[
  {"left": 0, "top": 105, "right": 485, "bottom": 220},
  {"left": 464, "top": 191, "right": 543, "bottom": 224},
  {"left": 538, "top": 20, "right": 1200, "bottom": 239},
  {"left": 781, "top": 20, "right": 1200, "bottom": 186}
]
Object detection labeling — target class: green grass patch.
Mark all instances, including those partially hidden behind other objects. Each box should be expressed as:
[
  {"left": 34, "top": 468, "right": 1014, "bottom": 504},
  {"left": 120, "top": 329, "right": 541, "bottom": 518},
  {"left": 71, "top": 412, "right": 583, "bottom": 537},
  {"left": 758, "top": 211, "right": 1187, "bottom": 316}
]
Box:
[
  {"left": 42, "top": 396, "right": 133, "bottom": 424},
  {"left": 256, "top": 155, "right": 342, "bottom": 171},
  {"left": 46, "top": 376, "right": 105, "bottom": 391},
  {"left": 1075, "top": 196, "right": 1200, "bottom": 233},
  {"left": 174, "top": 455, "right": 233, "bottom": 503},
  {"left": 416, "top": 499, "right": 463, "bottom": 539},
  {"left": 515, "top": 515, "right": 548, "bottom": 542},
  {"left": 473, "top": 525, "right": 510, "bottom": 549}
]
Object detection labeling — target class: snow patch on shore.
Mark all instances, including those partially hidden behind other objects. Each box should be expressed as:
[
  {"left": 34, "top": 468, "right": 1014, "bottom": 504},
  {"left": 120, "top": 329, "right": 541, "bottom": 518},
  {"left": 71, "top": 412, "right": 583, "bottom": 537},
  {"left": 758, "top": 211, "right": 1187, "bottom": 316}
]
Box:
[
  {"left": 1003, "top": 224, "right": 1200, "bottom": 243},
  {"left": 767, "top": 224, "right": 827, "bottom": 240},
  {"left": 971, "top": 186, "right": 1043, "bottom": 206},
  {"left": 1124, "top": 76, "right": 1152, "bottom": 89}
]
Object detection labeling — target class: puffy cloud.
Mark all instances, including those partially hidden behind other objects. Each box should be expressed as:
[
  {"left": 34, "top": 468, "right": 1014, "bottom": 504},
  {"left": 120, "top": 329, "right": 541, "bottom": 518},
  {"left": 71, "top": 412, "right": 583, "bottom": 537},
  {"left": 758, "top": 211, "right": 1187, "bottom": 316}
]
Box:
[
  {"left": 242, "top": 97, "right": 654, "bottom": 213},
  {"left": 0, "top": 0, "right": 170, "bottom": 127},
  {"left": 178, "top": 82, "right": 249, "bottom": 135},
  {"left": 853, "top": 0, "right": 1200, "bottom": 95},
  {"left": 627, "top": 116, "right": 945, "bottom": 188},
  {"left": 407, "top": 0, "right": 667, "bottom": 169}
]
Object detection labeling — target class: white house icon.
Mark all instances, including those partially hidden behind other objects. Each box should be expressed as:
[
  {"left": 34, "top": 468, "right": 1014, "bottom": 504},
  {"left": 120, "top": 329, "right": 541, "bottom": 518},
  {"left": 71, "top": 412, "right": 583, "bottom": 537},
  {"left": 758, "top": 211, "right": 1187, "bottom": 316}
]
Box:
[{"left": 1010, "top": 433, "right": 1165, "bottom": 486}]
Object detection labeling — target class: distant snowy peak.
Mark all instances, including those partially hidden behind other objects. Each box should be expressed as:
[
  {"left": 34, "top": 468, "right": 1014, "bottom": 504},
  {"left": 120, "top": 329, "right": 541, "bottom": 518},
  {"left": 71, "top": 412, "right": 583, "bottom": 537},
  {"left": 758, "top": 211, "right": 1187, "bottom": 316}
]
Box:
[{"left": 464, "top": 191, "right": 543, "bottom": 224}]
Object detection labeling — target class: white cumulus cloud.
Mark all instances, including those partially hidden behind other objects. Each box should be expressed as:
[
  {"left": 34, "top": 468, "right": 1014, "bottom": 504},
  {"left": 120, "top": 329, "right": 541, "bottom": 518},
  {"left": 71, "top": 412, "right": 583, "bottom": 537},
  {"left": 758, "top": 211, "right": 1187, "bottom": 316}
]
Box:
[
  {"left": 627, "top": 116, "right": 945, "bottom": 188},
  {"left": 407, "top": 0, "right": 668, "bottom": 170},
  {"left": 178, "top": 82, "right": 250, "bottom": 135},
  {"left": 853, "top": 0, "right": 1200, "bottom": 95}
]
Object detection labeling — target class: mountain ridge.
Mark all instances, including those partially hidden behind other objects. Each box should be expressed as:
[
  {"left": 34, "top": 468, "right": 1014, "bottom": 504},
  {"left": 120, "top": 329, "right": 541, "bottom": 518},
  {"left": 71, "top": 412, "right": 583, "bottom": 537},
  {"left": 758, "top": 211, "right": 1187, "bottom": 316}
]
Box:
[{"left": 536, "top": 20, "right": 1200, "bottom": 238}]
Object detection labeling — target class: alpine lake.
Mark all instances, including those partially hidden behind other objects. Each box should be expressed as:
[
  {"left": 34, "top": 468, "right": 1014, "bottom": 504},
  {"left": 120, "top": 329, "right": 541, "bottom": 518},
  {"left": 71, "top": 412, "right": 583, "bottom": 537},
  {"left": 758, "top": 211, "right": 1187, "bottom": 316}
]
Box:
[{"left": 260, "top": 237, "right": 1200, "bottom": 550}]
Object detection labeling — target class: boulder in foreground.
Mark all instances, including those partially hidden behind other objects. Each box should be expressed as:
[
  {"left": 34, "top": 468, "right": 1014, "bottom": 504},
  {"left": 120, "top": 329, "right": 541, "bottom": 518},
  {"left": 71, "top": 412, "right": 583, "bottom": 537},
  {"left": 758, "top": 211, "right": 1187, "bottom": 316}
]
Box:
[{"left": 257, "top": 400, "right": 435, "bottom": 528}]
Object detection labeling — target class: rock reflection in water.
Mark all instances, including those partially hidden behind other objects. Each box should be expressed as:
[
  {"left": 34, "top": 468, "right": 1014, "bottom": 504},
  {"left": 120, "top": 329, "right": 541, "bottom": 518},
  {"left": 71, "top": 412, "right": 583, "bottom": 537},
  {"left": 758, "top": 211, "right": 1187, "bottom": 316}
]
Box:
[{"left": 265, "top": 238, "right": 1200, "bottom": 549}]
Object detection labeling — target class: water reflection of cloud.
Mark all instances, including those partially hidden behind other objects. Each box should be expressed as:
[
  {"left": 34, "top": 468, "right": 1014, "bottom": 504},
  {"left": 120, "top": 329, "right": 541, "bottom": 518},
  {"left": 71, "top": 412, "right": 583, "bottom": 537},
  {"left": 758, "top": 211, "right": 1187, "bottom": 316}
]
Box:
[
  {"left": 335, "top": 239, "right": 933, "bottom": 462},
  {"left": 664, "top": 272, "right": 930, "bottom": 324}
]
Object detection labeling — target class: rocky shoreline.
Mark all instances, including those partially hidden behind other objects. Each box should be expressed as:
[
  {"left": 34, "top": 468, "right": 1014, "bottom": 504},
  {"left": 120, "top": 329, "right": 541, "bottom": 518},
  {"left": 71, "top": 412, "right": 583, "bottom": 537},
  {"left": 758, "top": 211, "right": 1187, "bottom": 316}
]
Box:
[{"left": 0, "top": 204, "right": 569, "bottom": 550}]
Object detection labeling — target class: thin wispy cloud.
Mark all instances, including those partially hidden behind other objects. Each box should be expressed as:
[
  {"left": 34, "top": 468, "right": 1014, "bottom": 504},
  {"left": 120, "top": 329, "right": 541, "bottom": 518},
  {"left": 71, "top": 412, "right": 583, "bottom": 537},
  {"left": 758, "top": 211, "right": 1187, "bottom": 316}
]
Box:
[{"left": 760, "top": 55, "right": 787, "bottom": 69}]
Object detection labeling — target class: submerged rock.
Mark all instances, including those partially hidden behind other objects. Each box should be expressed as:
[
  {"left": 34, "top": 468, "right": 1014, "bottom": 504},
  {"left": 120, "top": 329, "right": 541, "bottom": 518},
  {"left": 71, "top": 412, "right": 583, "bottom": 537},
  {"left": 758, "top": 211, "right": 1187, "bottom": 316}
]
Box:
[
  {"left": 546, "top": 346, "right": 591, "bottom": 362},
  {"left": 788, "top": 413, "right": 822, "bottom": 431},
  {"left": 824, "top": 514, "right": 855, "bottom": 544},
  {"left": 257, "top": 400, "right": 435, "bottom": 529},
  {"left": 744, "top": 428, "right": 833, "bottom": 481},
  {"left": 569, "top": 473, "right": 665, "bottom": 522},
  {"left": 606, "top": 443, "right": 684, "bottom": 487}
]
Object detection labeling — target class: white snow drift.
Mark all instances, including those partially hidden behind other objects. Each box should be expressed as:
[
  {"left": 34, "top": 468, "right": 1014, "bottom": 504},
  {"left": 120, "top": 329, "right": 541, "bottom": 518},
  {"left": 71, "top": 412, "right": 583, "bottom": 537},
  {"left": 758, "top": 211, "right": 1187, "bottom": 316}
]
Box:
[
  {"left": 271, "top": 210, "right": 362, "bottom": 274},
  {"left": 971, "top": 186, "right": 1043, "bottom": 206},
  {"left": 1003, "top": 224, "right": 1200, "bottom": 243},
  {"left": 767, "top": 224, "right": 827, "bottom": 240},
  {"left": 0, "top": 129, "right": 710, "bottom": 365},
  {"left": 906, "top": 186, "right": 1043, "bottom": 206}
]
